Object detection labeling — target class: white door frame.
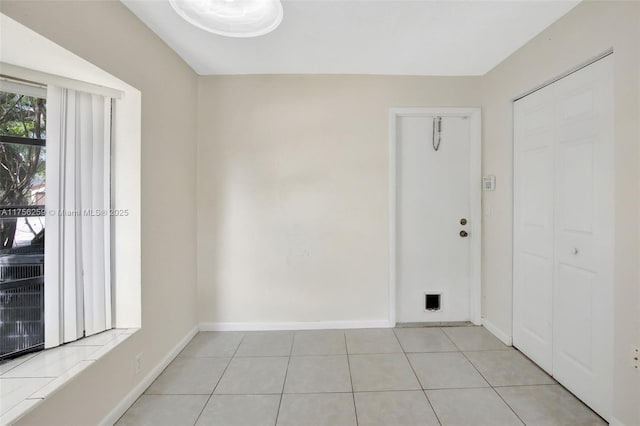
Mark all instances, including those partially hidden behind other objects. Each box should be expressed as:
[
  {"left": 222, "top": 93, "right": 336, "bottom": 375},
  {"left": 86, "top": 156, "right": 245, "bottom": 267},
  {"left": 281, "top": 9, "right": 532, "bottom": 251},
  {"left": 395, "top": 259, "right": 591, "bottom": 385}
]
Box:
[{"left": 388, "top": 107, "right": 482, "bottom": 326}]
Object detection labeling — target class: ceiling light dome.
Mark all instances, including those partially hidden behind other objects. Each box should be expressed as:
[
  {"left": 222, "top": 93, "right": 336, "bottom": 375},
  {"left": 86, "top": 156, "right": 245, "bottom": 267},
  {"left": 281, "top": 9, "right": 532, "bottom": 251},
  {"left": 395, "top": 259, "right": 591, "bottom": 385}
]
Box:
[{"left": 169, "top": 0, "right": 283, "bottom": 38}]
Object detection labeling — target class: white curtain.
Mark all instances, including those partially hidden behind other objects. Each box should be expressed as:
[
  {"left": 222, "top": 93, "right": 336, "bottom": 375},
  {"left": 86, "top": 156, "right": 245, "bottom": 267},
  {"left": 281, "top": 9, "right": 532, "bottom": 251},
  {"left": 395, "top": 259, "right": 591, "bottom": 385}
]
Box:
[{"left": 44, "top": 86, "right": 112, "bottom": 347}]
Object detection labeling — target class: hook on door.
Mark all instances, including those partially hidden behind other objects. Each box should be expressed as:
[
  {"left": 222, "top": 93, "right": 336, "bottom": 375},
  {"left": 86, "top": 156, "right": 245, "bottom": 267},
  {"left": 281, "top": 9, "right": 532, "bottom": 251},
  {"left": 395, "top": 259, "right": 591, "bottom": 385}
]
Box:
[{"left": 432, "top": 116, "right": 442, "bottom": 151}]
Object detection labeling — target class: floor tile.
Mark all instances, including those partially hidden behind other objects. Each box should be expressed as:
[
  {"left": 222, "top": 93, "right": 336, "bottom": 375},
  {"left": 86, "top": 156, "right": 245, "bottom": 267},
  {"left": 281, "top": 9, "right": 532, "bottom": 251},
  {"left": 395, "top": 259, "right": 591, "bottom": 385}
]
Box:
[
  {"left": 354, "top": 391, "right": 439, "bottom": 426},
  {"left": 181, "top": 332, "right": 245, "bottom": 358},
  {"left": 345, "top": 329, "right": 402, "bottom": 354},
  {"left": 292, "top": 330, "right": 346, "bottom": 356},
  {"left": 465, "top": 350, "right": 555, "bottom": 386},
  {"left": 235, "top": 331, "right": 293, "bottom": 357},
  {"left": 496, "top": 384, "right": 606, "bottom": 425},
  {"left": 196, "top": 394, "right": 280, "bottom": 426},
  {"left": 0, "top": 377, "right": 53, "bottom": 415},
  {"left": 284, "top": 355, "right": 351, "bottom": 393},
  {"left": 408, "top": 352, "right": 489, "bottom": 389},
  {"left": 349, "top": 354, "right": 420, "bottom": 391},
  {"left": 28, "top": 361, "right": 94, "bottom": 399},
  {"left": 2, "top": 345, "right": 102, "bottom": 378},
  {"left": 69, "top": 329, "right": 130, "bottom": 346},
  {"left": 146, "top": 357, "right": 229, "bottom": 395},
  {"left": 442, "top": 326, "right": 509, "bottom": 351},
  {"left": 276, "top": 393, "right": 357, "bottom": 426},
  {"left": 84, "top": 334, "right": 134, "bottom": 359},
  {"left": 426, "top": 388, "right": 523, "bottom": 426},
  {"left": 394, "top": 328, "right": 458, "bottom": 353},
  {"left": 0, "top": 353, "right": 37, "bottom": 376},
  {"left": 215, "top": 357, "right": 289, "bottom": 394},
  {"left": 116, "top": 395, "right": 209, "bottom": 426}
]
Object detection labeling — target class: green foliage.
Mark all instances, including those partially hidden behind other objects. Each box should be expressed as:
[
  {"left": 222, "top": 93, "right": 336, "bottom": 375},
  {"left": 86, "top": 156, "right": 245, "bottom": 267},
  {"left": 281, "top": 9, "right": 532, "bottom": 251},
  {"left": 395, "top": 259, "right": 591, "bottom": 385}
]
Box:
[
  {"left": 0, "top": 144, "right": 45, "bottom": 205},
  {"left": 0, "top": 92, "right": 46, "bottom": 138},
  {"left": 0, "top": 90, "right": 46, "bottom": 248}
]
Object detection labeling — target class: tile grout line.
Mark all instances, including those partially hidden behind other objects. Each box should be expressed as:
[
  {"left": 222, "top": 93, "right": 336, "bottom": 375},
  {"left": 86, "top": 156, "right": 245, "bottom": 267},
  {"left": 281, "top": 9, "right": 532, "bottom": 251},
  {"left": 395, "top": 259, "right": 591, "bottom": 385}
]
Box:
[
  {"left": 343, "top": 331, "right": 359, "bottom": 426},
  {"left": 492, "top": 383, "right": 558, "bottom": 388},
  {"left": 393, "top": 328, "right": 443, "bottom": 426},
  {"left": 114, "top": 335, "right": 199, "bottom": 425},
  {"left": 0, "top": 353, "right": 38, "bottom": 377},
  {"left": 273, "top": 332, "right": 295, "bottom": 426},
  {"left": 438, "top": 327, "right": 459, "bottom": 351},
  {"left": 440, "top": 327, "right": 465, "bottom": 352},
  {"left": 0, "top": 376, "right": 57, "bottom": 379},
  {"left": 140, "top": 386, "right": 512, "bottom": 397},
  {"left": 459, "top": 347, "right": 527, "bottom": 426},
  {"left": 192, "top": 332, "right": 246, "bottom": 426}
]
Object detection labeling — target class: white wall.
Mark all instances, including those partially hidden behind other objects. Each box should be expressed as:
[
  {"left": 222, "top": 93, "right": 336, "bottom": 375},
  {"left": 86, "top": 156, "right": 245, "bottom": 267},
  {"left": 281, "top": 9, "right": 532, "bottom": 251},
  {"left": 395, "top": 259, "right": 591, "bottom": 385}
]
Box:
[
  {"left": 0, "top": 2, "right": 199, "bottom": 425},
  {"left": 480, "top": 1, "right": 640, "bottom": 424},
  {"left": 197, "top": 75, "right": 480, "bottom": 326},
  {"left": 2, "top": 0, "right": 638, "bottom": 424}
]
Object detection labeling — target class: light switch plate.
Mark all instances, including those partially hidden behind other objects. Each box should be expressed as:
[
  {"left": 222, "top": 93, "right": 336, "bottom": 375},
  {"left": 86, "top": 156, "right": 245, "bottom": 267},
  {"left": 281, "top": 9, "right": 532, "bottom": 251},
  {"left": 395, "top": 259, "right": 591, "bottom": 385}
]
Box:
[{"left": 482, "top": 175, "right": 496, "bottom": 191}]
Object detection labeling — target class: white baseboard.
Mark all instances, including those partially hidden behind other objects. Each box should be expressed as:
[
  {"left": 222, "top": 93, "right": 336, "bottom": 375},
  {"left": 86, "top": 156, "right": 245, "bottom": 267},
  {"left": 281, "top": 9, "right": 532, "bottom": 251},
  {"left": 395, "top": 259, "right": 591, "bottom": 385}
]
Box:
[
  {"left": 481, "top": 318, "right": 512, "bottom": 346},
  {"left": 100, "top": 325, "right": 198, "bottom": 426},
  {"left": 199, "top": 320, "right": 394, "bottom": 332}
]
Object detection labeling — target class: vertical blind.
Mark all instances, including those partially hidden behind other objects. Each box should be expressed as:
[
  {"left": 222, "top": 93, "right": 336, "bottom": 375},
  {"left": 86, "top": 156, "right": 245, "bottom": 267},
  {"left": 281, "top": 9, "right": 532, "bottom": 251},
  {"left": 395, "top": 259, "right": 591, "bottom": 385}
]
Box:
[{"left": 44, "top": 86, "right": 112, "bottom": 347}]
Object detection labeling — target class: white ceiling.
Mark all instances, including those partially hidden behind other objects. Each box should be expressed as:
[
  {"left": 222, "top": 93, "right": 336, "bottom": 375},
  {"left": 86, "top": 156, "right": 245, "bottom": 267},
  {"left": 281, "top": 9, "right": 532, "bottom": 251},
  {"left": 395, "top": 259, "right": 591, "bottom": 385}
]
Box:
[{"left": 122, "top": 0, "right": 580, "bottom": 76}]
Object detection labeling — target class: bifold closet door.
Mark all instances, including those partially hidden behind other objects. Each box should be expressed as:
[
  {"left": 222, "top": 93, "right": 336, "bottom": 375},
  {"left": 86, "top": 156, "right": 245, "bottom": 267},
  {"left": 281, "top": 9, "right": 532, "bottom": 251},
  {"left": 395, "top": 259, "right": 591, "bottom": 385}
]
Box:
[
  {"left": 513, "top": 55, "right": 613, "bottom": 420},
  {"left": 513, "top": 86, "right": 555, "bottom": 373},
  {"left": 551, "top": 56, "right": 613, "bottom": 420}
]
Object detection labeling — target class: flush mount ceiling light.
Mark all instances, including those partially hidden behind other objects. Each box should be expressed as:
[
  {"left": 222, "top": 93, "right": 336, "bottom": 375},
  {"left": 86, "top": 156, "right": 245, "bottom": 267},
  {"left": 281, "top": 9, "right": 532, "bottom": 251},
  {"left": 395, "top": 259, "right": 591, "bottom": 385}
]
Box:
[{"left": 169, "top": 0, "right": 283, "bottom": 38}]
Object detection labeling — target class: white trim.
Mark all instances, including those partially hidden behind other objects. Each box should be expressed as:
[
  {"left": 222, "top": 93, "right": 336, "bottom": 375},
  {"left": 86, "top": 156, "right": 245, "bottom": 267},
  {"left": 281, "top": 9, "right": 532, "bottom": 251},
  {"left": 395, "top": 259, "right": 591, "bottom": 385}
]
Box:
[
  {"left": 482, "top": 318, "right": 513, "bottom": 346},
  {"left": 99, "top": 326, "right": 198, "bottom": 426},
  {"left": 468, "top": 110, "right": 483, "bottom": 325},
  {"left": 199, "top": 321, "right": 394, "bottom": 332},
  {"left": 0, "top": 78, "right": 46, "bottom": 98},
  {"left": 512, "top": 48, "right": 613, "bottom": 102},
  {"left": 388, "top": 111, "right": 398, "bottom": 327},
  {"left": 0, "top": 62, "right": 123, "bottom": 99},
  {"left": 388, "top": 107, "right": 483, "bottom": 326},
  {"left": 607, "top": 418, "right": 625, "bottom": 426}
]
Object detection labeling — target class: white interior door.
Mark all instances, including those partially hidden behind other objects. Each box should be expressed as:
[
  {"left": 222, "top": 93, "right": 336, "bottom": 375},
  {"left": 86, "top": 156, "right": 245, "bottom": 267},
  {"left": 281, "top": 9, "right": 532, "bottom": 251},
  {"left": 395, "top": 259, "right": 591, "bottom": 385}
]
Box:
[
  {"left": 552, "top": 56, "right": 613, "bottom": 419},
  {"left": 396, "top": 114, "right": 473, "bottom": 323},
  {"left": 513, "top": 87, "right": 555, "bottom": 373},
  {"left": 513, "top": 55, "right": 613, "bottom": 420}
]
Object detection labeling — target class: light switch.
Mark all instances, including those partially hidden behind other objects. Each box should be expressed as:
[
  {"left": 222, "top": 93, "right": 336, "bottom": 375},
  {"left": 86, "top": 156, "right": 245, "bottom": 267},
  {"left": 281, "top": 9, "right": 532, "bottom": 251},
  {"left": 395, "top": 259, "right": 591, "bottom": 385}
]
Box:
[{"left": 483, "top": 175, "right": 496, "bottom": 191}]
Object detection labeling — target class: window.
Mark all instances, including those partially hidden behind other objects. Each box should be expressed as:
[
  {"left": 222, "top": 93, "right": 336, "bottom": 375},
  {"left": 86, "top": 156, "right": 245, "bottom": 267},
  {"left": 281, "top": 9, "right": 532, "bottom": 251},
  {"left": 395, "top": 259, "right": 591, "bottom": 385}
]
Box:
[
  {"left": 0, "top": 78, "right": 115, "bottom": 359},
  {"left": 0, "top": 82, "right": 47, "bottom": 360}
]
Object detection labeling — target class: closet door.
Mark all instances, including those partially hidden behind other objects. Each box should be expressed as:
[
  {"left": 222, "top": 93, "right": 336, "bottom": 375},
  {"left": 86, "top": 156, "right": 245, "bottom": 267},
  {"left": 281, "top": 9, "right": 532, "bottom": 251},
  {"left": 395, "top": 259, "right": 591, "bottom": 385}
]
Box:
[
  {"left": 513, "top": 88, "right": 555, "bottom": 373},
  {"left": 513, "top": 55, "right": 613, "bottom": 421},
  {"left": 552, "top": 55, "right": 613, "bottom": 420}
]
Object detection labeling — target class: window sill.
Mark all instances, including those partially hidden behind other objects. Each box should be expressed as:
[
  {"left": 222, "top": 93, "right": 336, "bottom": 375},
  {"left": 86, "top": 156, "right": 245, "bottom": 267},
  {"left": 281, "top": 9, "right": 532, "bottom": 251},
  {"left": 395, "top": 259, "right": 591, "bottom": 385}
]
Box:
[{"left": 0, "top": 328, "right": 139, "bottom": 425}]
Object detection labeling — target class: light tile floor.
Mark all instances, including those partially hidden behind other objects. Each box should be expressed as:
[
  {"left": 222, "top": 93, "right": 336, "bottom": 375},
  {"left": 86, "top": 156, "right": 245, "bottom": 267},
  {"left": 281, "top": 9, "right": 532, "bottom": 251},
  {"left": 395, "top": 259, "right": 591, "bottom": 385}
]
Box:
[{"left": 116, "top": 326, "right": 606, "bottom": 426}]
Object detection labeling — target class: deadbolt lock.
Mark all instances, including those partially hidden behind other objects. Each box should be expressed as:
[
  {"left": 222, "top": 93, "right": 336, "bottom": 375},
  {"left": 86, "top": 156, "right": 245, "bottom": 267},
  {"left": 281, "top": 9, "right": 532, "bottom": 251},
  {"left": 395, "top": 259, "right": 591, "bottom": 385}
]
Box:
[
  {"left": 460, "top": 230, "right": 468, "bottom": 238},
  {"left": 460, "top": 218, "right": 467, "bottom": 225}
]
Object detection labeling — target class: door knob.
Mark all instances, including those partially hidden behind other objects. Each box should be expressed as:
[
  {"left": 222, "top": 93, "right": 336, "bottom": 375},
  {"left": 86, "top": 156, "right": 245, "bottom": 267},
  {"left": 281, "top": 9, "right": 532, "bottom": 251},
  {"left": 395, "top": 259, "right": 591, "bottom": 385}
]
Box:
[
  {"left": 460, "top": 218, "right": 467, "bottom": 225},
  {"left": 459, "top": 230, "right": 468, "bottom": 238}
]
